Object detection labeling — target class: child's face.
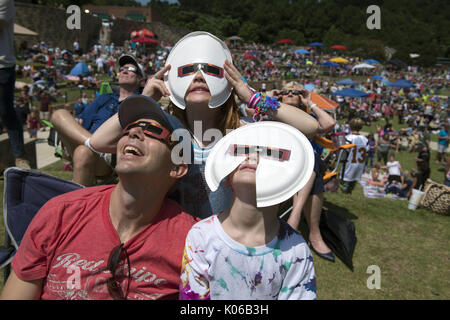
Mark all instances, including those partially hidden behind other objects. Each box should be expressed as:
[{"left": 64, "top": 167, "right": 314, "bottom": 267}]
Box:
[{"left": 227, "top": 152, "right": 259, "bottom": 188}]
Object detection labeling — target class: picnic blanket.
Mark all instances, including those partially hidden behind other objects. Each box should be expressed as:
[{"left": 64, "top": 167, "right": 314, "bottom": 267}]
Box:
[{"left": 359, "top": 173, "right": 408, "bottom": 200}]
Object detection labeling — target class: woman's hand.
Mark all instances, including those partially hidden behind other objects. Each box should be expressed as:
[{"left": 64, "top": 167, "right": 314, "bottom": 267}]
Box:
[
  {"left": 299, "top": 89, "right": 313, "bottom": 108},
  {"left": 223, "top": 60, "right": 252, "bottom": 104},
  {"left": 142, "top": 64, "right": 171, "bottom": 101}
]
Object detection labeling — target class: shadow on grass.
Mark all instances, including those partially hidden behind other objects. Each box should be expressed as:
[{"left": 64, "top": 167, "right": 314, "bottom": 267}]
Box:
[{"left": 323, "top": 200, "right": 359, "bottom": 220}]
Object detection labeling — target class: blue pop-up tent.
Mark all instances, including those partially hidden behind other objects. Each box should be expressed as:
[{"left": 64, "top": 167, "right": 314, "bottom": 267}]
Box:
[
  {"left": 69, "top": 62, "right": 90, "bottom": 77},
  {"left": 364, "top": 59, "right": 380, "bottom": 64},
  {"left": 308, "top": 42, "right": 324, "bottom": 47},
  {"left": 336, "top": 78, "right": 360, "bottom": 86},
  {"left": 387, "top": 79, "right": 414, "bottom": 88},
  {"left": 322, "top": 61, "right": 339, "bottom": 67},
  {"left": 372, "top": 75, "right": 384, "bottom": 80},
  {"left": 331, "top": 88, "right": 369, "bottom": 98}
]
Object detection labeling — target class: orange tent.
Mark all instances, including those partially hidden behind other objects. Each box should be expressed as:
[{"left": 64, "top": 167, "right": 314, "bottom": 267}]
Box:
[{"left": 311, "top": 92, "right": 338, "bottom": 111}]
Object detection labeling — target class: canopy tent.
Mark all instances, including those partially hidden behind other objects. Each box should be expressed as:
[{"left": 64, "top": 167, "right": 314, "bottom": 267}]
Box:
[
  {"left": 322, "top": 61, "right": 339, "bottom": 67},
  {"left": 372, "top": 75, "right": 384, "bottom": 80},
  {"left": 277, "top": 38, "right": 294, "bottom": 44},
  {"left": 387, "top": 79, "right": 414, "bottom": 88},
  {"left": 330, "top": 57, "right": 349, "bottom": 64},
  {"left": 308, "top": 42, "right": 324, "bottom": 47},
  {"left": 311, "top": 92, "right": 338, "bottom": 111},
  {"left": 295, "top": 49, "right": 310, "bottom": 55},
  {"left": 131, "top": 37, "right": 158, "bottom": 45},
  {"left": 331, "top": 88, "right": 369, "bottom": 98},
  {"left": 331, "top": 45, "right": 347, "bottom": 50},
  {"left": 363, "top": 59, "right": 380, "bottom": 64},
  {"left": 336, "top": 78, "right": 360, "bottom": 86},
  {"left": 14, "top": 23, "right": 38, "bottom": 36},
  {"left": 352, "top": 63, "right": 376, "bottom": 70},
  {"left": 69, "top": 62, "right": 90, "bottom": 77}
]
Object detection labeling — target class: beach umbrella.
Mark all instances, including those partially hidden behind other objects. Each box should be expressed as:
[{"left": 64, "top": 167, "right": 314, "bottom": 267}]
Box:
[
  {"left": 336, "top": 78, "right": 360, "bottom": 86},
  {"left": 331, "top": 88, "right": 369, "bottom": 98},
  {"left": 138, "top": 29, "right": 155, "bottom": 38},
  {"left": 277, "top": 38, "right": 294, "bottom": 44},
  {"left": 331, "top": 45, "right": 347, "bottom": 50},
  {"left": 311, "top": 92, "right": 338, "bottom": 111},
  {"left": 130, "top": 30, "right": 138, "bottom": 38},
  {"left": 387, "top": 79, "right": 414, "bottom": 88},
  {"left": 69, "top": 62, "right": 90, "bottom": 77},
  {"left": 330, "top": 57, "right": 349, "bottom": 64},
  {"left": 372, "top": 75, "right": 384, "bottom": 80},
  {"left": 319, "top": 210, "right": 357, "bottom": 271},
  {"left": 352, "top": 63, "right": 376, "bottom": 70},
  {"left": 14, "top": 23, "right": 38, "bottom": 36},
  {"left": 308, "top": 42, "right": 324, "bottom": 47},
  {"left": 295, "top": 49, "right": 310, "bottom": 55},
  {"left": 364, "top": 59, "right": 380, "bottom": 64}
]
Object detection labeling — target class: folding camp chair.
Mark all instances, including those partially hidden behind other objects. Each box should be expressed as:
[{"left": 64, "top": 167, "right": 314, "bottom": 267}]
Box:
[
  {"left": 0, "top": 167, "right": 83, "bottom": 282},
  {"left": 279, "top": 133, "right": 356, "bottom": 219},
  {"left": 41, "top": 119, "right": 63, "bottom": 158}
]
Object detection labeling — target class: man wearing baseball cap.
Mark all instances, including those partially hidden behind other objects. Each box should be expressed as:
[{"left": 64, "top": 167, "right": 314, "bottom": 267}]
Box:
[
  {"left": 50, "top": 54, "right": 145, "bottom": 186},
  {"left": 1, "top": 95, "right": 196, "bottom": 300}
]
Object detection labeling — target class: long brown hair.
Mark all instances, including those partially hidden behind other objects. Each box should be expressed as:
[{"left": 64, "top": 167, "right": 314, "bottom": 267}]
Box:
[{"left": 167, "top": 91, "right": 241, "bottom": 136}]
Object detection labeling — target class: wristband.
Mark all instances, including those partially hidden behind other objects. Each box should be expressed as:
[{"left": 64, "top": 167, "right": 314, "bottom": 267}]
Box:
[{"left": 84, "top": 137, "right": 102, "bottom": 156}]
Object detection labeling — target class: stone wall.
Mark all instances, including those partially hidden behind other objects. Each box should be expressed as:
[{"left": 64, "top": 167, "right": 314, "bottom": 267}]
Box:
[{"left": 14, "top": 2, "right": 189, "bottom": 52}]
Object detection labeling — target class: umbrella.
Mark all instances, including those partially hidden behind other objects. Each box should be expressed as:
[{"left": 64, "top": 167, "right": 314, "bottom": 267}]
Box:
[
  {"left": 130, "top": 30, "right": 138, "bottom": 38},
  {"left": 319, "top": 210, "right": 357, "bottom": 271},
  {"left": 330, "top": 57, "right": 349, "bottom": 64},
  {"left": 372, "top": 75, "right": 384, "bottom": 80},
  {"left": 227, "top": 35, "right": 243, "bottom": 41},
  {"left": 277, "top": 38, "right": 294, "bottom": 44},
  {"left": 311, "top": 92, "right": 338, "bottom": 111},
  {"left": 364, "top": 59, "right": 380, "bottom": 64},
  {"left": 387, "top": 79, "right": 414, "bottom": 88},
  {"left": 352, "top": 63, "right": 376, "bottom": 70},
  {"left": 308, "top": 42, "right": 324, "bottom": 47},
  {"left": 14, "top": 23, "right": 38, "bottom": 36},
  {"left": 336, "top": 78, "right": 360, "bottom": 86},
  {"left": 138, "top": 28, "right": 155, "bottom": 38},
  {"left": 295, "top": 49, "right": 310, "bottom": 55},
  {"left": 322, "top": 61, "right": 339, "bottom": 67},
  {"left": 331, "top": 45, "right": 347, "bottom": 50},
  {"left": 131, "top": 37, "right": 158, "bottom": 44},
  {"left": 331, "top": 88, "right": 369, "bottom": 97},
  {"left": 69, "top": 62, "right": 90, "bottom": 77},
  {"left": 304, "top": 83, "right": 316, "bottom": 92}
]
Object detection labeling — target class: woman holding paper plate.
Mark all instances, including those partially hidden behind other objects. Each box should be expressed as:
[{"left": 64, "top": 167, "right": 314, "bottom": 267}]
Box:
[{"left": 90, "top": 31, "right": 318, "bottom": 219}]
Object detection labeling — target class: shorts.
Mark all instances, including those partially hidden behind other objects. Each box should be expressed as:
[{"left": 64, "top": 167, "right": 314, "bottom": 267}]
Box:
[
  {"left": 40, "top": 111, "right": 50, "bottom": 121},
  {"left": 310, "top": 153, "right": 325, "bottom": 195},
  {"left": 437, "top": 144, "right": 448, "bottom": 153},
  {"left": 340, "top": 180, "right": 357, "bottom": 194}
]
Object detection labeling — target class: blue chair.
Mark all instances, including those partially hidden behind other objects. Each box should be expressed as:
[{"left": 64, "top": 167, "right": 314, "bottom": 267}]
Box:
[{"left": 0, "top": 167, "right": 83, "bottom": 282}]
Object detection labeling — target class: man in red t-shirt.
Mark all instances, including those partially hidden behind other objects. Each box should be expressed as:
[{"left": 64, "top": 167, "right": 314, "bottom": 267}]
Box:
[{"left": 0, "top": 96, "right": 196, "bottom": 300}]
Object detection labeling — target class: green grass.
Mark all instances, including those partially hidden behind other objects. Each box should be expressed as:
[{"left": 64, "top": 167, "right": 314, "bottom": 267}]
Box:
[{"left": 0, "top": 150, "right": 449, "bottom": 299}]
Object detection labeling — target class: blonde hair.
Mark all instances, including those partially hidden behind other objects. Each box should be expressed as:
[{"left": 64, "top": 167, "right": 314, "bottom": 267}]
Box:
[
  {"left": 349, "top": 118, "right": 364, "bottom": 132},
  {"left": 168, "top": 91, "right": 241, "bottom": 136},
  {"left": 282, "top": 81, "right": 304, "bottom": 90}
]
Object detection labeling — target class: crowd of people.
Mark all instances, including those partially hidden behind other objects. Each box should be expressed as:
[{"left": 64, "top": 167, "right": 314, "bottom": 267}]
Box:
[{"left": 0, "top": 0, "right": 449, "bottom": 300}]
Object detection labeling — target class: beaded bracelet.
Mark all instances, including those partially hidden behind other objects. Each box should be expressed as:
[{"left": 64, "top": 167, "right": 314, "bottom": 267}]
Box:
[{"left": 248, "top": 92, "right": 280, "bottom": 121}]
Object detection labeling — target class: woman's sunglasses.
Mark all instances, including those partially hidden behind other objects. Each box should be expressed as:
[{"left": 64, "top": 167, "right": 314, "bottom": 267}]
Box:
[
  {"left": 107, "top": 243, "right": 131, "bottom": 300},
  {"left": 178, "top": 63, "right": 224, "bottom": 78},
  {"left": 122, "top": 120, "right": 174, "bottom": 147},
  {"left": 227, "top": 144, "right": 291, "bottom": 162},
  {"left": 280, "top": 89, "right": 303, "bottom": 96}
]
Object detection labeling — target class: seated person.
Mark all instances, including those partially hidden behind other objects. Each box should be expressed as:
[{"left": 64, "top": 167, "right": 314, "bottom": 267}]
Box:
[
  {"left": 50, "top": 55, "right": 145, "bottom": 186},
  {"left": 179, "top": 122, "right": 316, "bottom": 300},
  {"left": 0, "top": 96, "right": 196, "bottom": 300},
  {"left": 369, "top": 162, "right": 387, "bottom": 187},
  {"left": 385, "top": 170, "right": 413, "bottom": 198}
]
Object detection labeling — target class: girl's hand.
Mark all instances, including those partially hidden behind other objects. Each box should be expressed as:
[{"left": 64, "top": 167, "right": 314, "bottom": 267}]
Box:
[
  {"left": 223, "top": 60, "right": 252, "bottom": 104},
  {"left": 142, "top": 64, "right": 171, "bottom": 101}
]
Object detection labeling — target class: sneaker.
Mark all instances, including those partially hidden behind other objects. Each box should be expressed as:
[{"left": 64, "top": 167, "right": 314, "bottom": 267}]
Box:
[{"left": 15, "top": 158, "right": 31, "bottom": 169}]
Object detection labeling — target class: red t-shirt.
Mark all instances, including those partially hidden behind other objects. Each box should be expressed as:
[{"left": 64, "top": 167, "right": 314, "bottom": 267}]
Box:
[{"left": 12, "top": 185, "right": 197, "bottom": 300}]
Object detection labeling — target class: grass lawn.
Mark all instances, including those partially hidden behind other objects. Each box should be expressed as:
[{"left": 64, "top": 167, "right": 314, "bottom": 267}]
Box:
[{"left": 0, "top": 148, "right": 449, "bottom": 299}]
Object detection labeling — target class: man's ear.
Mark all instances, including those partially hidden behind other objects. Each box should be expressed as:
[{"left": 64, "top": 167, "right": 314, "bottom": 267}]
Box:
[{"left": 169, "top": 162, "right": 188, "bottom": 180}]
